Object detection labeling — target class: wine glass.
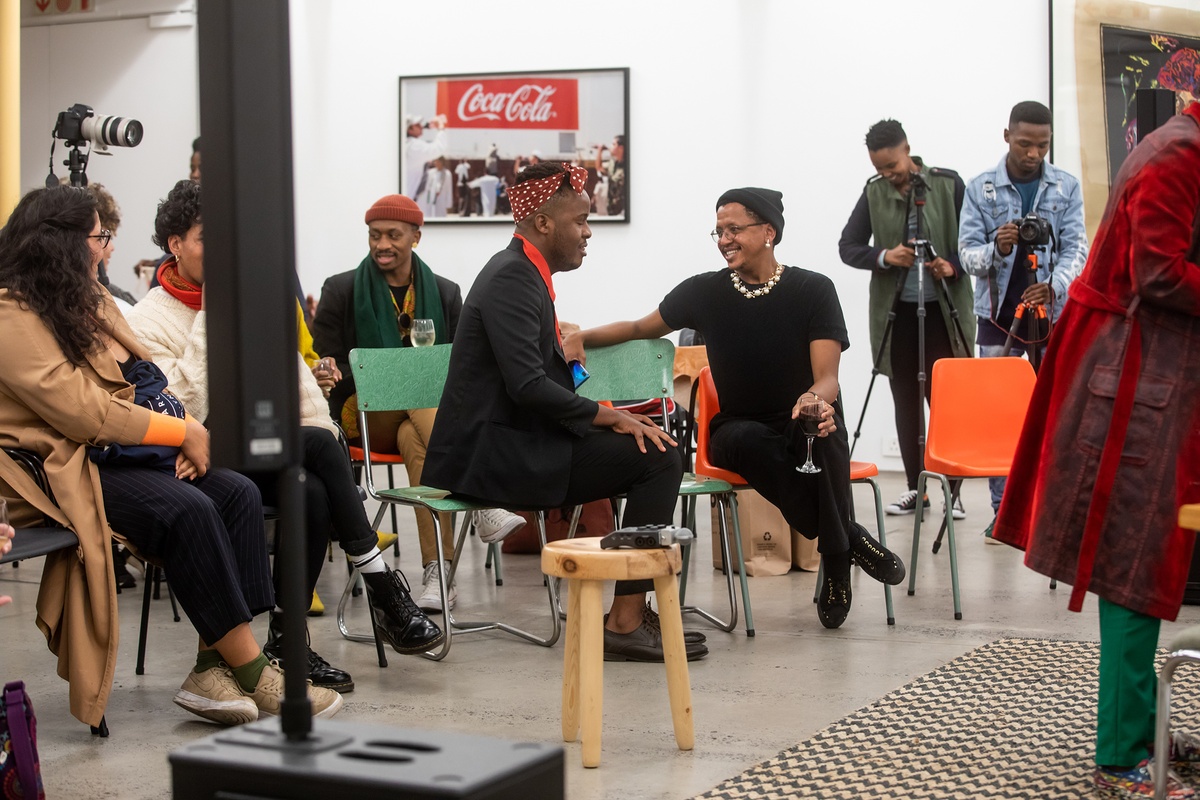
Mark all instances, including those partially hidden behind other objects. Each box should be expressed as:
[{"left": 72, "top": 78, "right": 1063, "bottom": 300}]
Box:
[
  {"left": 411, "top": 319, "right": 436, "bottom": 347},
  {"left": 796, "top": 398, "right": 827, "bottom": 474}
]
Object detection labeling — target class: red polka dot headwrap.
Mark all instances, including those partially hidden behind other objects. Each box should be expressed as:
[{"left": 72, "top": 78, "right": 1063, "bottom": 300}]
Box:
[{"left": 509, "top": 163, "right": 589, "bottom": 222}]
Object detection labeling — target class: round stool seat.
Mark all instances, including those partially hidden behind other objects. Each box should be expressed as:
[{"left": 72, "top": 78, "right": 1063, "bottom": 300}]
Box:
[{"left": 541, "top": 538, "right": 682, "bottom": 582}]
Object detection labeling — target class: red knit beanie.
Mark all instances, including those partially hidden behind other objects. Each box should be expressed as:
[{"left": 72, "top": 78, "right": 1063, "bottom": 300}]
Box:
[{"left": 364, "top": 194, "right": 423, "bottom": 227}]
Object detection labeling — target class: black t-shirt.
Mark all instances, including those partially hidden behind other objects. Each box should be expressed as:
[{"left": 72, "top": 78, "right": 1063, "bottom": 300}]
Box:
[{"left": 659, "top": 266, "right": 849, "bottom": 419}]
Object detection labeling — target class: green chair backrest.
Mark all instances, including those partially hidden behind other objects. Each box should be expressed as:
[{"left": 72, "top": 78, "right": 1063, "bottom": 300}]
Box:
[
  {"left": 577, "top": 339, "right": 675, "bottom": 402},
  {"left": 349, "top": 345, "right": 451, "bottom": 413}
]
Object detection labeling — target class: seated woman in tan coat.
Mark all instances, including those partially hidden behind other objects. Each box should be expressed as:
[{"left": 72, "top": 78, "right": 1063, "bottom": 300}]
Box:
[{"left": 0, "top": 186, "right": 341, "bottom": 726}]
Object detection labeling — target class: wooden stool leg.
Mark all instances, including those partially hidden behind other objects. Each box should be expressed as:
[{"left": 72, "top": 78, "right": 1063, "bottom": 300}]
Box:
[
  {"left": 562, "top": 578, "right": 582, "bottom": 743},
  {"left": 578, "top": 580, "right": 605, "bottom": 768},
  {"left": 652, "top": 575, "right": 694, "bottom": 752}
]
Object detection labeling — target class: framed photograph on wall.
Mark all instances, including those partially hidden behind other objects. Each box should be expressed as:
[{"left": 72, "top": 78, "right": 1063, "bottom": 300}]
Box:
[
  {"left": 399, "top": 67, "right": 630, "bottom": 224},
  {"left": 1050, "top": 0, "right": 1200, "bottom": 236}
]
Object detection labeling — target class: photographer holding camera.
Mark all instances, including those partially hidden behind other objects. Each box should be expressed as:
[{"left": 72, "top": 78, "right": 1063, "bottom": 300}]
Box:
[{"left": 959, "top": 101, "right": 1088, "bottom": 539}]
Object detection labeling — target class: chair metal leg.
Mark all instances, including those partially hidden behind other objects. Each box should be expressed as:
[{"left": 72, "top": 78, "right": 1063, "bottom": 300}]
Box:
[
  {"left": 423, "top": 509, "right": 561, "bottom": 661},
  {"left": 862, "top": 476, "right": 896, "bottom": 626},
  {"left": 166, "top": 578, "right": 181, "bottom": 622},
  {"left": 679, "top": 493, "right": 742, "bottom": 633},
  {"left": 136, "top": 566, "right": 154, "bottom": 675},
  {"left": 1155, "top": 650, "right": 1200, "bottom": 800},
  {"left": 909, "top": 472, "right": 962, "bottom": 620}
]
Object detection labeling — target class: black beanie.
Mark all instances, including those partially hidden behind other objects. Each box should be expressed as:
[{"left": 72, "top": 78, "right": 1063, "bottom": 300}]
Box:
[{"left": 716, "top": 187, "right": 785, "bottom": 245}]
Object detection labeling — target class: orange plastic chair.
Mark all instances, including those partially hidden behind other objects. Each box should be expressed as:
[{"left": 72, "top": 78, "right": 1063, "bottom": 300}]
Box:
[
  {"left": 909, "top": 357, "right": 1037, "bottom": 619},
  {"left": 695, "top": 368, "right": 896, "bottom": 625}
]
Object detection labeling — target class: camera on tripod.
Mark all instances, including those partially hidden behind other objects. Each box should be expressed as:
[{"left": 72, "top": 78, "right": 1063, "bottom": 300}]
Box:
[
  {"left": 46, "top": 103, "right": 144, "bottom": 188},
  {"left": 1016, "top": 213, "right": 1052, "bottom": 247},
  {"left": 53, "top": 103, "right": 143, "bottom": 149}
]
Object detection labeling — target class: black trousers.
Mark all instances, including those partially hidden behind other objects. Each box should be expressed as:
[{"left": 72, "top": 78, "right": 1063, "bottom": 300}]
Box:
[
  {"left": 470, "top": 428, "right": 684, "bottom": 595},
  {"left": 709, "top": 408, "right": 854, "bottom": 556},
  {"left": 98, "top": 465, "right": 273, "bottom": 646},
  {"left": 251, "top": 426, "right": 377, "bottom": 601},
  {"left": 889, "top": 301, "right": 958, "bottom": 490}
]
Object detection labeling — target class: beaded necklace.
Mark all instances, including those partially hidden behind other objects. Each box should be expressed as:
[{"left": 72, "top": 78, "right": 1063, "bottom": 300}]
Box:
[{"left": 730, "top": 262, "right": 784, "bottom": 299}]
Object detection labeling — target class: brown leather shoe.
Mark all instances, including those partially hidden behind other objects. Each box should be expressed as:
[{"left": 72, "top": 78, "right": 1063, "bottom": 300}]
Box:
[{"left": 603, "top": 619, "right": 708, "bottom": 662}]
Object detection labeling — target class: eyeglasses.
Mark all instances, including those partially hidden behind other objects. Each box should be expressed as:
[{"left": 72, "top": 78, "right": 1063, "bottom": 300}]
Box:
[
  {"left": 710, "top": 222, "right": 767, "bottom": 243},
  {"left": 89, "top": 229, "right": 112, "bottom": 248}
]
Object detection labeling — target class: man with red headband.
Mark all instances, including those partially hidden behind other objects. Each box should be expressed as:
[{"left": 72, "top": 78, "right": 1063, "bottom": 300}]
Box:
[{"left": 425, "top": 162, "right": 708, "bottom": 662}]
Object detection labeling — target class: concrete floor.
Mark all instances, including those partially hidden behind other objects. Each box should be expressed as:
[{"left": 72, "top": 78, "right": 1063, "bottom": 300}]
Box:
[{"left": 3, "top": 472, "right": 1198, "bottom": 799}]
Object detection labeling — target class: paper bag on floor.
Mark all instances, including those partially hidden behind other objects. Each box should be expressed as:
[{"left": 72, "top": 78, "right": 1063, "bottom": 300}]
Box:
[
  {"left": 790, "top": 528, "right": 820, "bottom": 572},
  {"left": 710, "top": 489, "right": 792, "bottom": 576}
]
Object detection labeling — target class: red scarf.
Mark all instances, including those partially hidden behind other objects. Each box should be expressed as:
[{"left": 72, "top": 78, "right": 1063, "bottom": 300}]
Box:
[
  {"left": 513, "top": 233, "right": 561, "bottom": 347},
  {"left": 157, "top": 258, "right": 202, "bottom": 311}
]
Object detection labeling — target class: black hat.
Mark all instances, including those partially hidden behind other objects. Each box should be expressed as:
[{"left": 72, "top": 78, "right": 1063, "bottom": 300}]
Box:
[{"left": 716, "top": 187, "right": 784, "bottom": 245}]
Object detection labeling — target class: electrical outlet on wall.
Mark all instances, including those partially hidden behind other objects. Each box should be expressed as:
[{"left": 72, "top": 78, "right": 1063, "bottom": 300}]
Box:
[{"left": 882, "top": 437, "right": 901, "bottom": 457}]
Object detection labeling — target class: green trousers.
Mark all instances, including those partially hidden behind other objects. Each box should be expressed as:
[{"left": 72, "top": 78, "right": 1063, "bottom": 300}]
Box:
[{"left": 1096, "top": 597, "right": 1162, "bottom": 768}]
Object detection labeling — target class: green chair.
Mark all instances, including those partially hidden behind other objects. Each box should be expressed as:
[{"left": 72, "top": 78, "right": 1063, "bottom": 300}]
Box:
[
  {"left": 335, "top": 344, "right": 560, "bottom": 661},
  {"left": 578, "top": 340, "right": 753, "bottom": 636}
]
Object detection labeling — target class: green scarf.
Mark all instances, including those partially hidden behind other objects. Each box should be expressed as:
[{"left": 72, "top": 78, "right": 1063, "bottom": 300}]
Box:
[{"left": 352, "top": 251, "right": 447, "bottom": 347}]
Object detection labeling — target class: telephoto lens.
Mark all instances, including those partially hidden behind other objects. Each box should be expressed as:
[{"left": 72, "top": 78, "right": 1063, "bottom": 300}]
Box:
[{"left": 81, "top": 115, "right": 144, "bottom": 148}]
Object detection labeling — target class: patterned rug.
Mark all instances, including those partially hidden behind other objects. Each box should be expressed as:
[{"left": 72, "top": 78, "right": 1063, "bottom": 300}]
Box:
[{"left": 695, "top": 637, "right": 1200, "bottom": 800}]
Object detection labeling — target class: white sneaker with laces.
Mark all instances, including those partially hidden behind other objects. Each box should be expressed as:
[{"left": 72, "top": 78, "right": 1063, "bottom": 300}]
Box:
[
  {"left": 417, "top": 560, "right": 457, "bottom": 611},
  {"left": 472, "top": 508, "right": 526, "bottom": 544}
]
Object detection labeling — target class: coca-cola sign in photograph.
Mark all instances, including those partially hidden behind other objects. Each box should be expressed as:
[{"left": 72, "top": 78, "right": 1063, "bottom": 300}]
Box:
[{"left": 399, "top": 68, "right": 630, "bottom": 223}]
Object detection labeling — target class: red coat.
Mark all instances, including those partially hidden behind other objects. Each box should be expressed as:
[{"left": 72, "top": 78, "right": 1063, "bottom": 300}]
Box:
[{"left": 993, "top": 102, "right": 1200, "bottom": 621}]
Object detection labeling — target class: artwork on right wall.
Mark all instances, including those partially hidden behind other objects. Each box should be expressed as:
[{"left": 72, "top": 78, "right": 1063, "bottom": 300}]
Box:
[{"left": 1052, "top": 0, "right": 1200, "bottom": 236}]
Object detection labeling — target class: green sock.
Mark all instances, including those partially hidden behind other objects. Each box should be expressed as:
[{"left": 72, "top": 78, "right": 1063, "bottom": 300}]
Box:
[
  {"left": 231, "top": 653, "right": 271, "bottom": 693},
  {"left": 194, "top": 648, "right": 224, "bottom": 674}
]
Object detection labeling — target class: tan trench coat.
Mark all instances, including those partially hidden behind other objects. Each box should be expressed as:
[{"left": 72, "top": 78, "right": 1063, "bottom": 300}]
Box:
[{"left": 0, "top": 289, "right": 162, "bottom": 726}]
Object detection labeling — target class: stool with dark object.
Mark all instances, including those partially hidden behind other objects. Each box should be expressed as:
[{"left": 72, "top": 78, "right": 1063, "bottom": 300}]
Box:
[{"left": 541, "top": 537, "right": 694, "bottom": 768}]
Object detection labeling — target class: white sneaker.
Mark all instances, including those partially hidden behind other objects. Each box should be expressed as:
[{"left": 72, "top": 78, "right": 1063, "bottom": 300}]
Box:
[
  {"left": 472, "top": 508, "right": 525, "bottom": 544},
  {"left": 418, "top": 560, "right": 457, "bottom": 611}
]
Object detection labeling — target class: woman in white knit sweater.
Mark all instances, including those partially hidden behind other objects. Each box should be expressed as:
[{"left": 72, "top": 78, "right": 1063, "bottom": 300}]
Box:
[{"left": 125, "top": 180, "right": 444, "bottom": 694}]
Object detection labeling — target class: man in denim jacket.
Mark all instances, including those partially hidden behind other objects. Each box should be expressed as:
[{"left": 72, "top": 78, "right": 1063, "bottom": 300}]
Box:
[{"left": 959, "top": 100, "right": 1088, "bottom": 537}]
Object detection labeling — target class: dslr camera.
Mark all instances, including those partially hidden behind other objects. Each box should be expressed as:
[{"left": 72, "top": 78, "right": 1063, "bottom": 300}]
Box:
[
  {"left": 52, "top": 103, "right": 143, "bottom": 149},
  {"left": 1016, "top": 213, "right": 1052, "bottom": 247}
]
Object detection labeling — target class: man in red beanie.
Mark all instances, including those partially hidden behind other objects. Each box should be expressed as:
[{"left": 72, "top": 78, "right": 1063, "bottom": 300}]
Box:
[{"left": 312, "top": 194, "right": 526, "bottom": 612}]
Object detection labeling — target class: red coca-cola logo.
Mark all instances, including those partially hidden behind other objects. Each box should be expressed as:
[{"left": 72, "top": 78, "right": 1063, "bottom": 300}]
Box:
[{"left": 437, "top": 78, "right": 579, "bottom": 130}]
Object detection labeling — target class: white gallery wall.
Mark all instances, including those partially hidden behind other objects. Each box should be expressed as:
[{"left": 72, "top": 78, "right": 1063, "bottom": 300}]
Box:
[{"left": 18, "top": 0, "right": 1192, "bottom": 469}]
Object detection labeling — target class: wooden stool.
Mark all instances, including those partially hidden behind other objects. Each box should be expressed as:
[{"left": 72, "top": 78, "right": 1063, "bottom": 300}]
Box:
[{"left": 541, "top": 538, "right": 694, "bottom": 768}]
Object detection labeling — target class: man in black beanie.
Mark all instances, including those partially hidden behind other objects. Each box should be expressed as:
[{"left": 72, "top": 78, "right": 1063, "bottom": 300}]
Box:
[{"left": 567, "top": 187, "right": 906, "bottom": 629}]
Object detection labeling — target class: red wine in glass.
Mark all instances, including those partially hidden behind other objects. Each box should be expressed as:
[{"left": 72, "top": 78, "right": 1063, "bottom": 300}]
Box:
[{"left": 796, "top": 400, "right": 826, "bottom": 474}]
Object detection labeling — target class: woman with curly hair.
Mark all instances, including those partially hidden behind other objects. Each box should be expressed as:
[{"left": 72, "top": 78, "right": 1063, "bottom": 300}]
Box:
[{"left": 0, "top": 185, "right": 342, "bottom": 727}]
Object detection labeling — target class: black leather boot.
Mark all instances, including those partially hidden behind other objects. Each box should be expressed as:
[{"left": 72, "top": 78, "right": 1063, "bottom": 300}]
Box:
[
  {"left": 362, "top": 568, "right": 445, "bottom": 655},
  {"left": 262, "top": 611, "right": 355, "bottom": 693}
]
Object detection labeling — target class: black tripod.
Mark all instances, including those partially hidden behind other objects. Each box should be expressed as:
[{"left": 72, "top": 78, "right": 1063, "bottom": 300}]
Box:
[{"left": 849, "top": 174, "right": 971, "bottom": 464}]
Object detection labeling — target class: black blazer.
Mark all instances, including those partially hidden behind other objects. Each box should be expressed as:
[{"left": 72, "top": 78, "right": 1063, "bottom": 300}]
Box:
[
  {"left": 311, "top": 265, "right": 462, "bottom": 419},
  {"left": 424, "top": 238, "right": 598, "bottom": 507}
]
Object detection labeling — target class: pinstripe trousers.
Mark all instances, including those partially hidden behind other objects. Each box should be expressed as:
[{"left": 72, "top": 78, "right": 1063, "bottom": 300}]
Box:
[{"left": 98, "top": 465, "right": 274, "bottom": 646}]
